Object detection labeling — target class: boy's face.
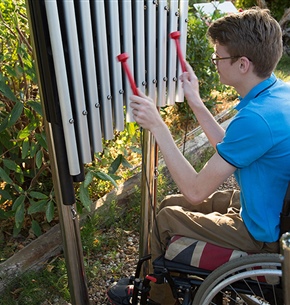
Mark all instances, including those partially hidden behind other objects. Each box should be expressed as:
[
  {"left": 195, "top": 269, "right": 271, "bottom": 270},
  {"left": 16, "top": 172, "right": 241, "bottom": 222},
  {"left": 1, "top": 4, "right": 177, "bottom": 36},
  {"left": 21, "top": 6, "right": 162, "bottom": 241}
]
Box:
[{"left": 213, "top": 43, "right": 241, "bottom": 88}]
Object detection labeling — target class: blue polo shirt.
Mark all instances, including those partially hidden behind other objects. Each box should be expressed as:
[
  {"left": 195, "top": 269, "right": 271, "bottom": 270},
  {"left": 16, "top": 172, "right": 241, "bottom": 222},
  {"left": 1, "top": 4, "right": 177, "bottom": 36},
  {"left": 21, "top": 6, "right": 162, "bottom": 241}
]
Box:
[{"left": 217, "top": 74, "right": 290, "bottom": 242}]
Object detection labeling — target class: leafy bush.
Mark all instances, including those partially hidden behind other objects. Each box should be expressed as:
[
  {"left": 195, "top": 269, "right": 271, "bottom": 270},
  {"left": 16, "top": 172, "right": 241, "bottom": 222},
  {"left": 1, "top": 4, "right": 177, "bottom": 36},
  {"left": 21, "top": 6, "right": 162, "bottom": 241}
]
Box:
[
  {"left": 235, "top": 0, "right": 289, "bottom": 21},
  {"left": 174, "top": 9, "right": 225, "bottom": 118},
  {"left": 0, "top": 0, "right": 51, "bottom": 237},
  {"left": 187, "top": 11, "right": 224, "bottom": 106}
]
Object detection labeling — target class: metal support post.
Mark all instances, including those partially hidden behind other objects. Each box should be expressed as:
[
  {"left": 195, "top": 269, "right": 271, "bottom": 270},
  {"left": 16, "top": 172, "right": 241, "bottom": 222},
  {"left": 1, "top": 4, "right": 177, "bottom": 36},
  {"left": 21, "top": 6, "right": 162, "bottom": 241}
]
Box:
[
  {"left": 45, "top": 123, "right": 91, "bottom": 305},
  {"left": 281, "top": 232, "right": 290, "bottom": 304},
  {"left": 139, "top": 129, "right": 157, "bottom": 276}
]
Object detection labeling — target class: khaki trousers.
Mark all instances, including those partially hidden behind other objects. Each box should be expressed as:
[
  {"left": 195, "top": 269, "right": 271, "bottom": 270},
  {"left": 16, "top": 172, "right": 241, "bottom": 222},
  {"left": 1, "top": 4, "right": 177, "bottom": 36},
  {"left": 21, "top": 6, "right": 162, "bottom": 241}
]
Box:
[{"left": 149, "top": 190, "right": 279, "bottom": 304}]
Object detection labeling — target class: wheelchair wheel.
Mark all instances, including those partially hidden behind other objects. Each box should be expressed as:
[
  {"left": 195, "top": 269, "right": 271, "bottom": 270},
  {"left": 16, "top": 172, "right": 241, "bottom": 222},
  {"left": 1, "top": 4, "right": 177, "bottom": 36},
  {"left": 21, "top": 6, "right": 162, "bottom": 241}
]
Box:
[{"left": 192, "top": 253, "right": 283, "bottom": 305}]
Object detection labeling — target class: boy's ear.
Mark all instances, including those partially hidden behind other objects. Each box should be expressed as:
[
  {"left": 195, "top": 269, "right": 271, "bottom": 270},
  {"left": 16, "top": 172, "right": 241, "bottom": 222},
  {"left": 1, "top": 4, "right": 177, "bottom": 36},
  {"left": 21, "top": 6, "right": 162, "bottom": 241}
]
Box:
[{"left": 239, "top": 57, "right": 251, "bottom": 73}]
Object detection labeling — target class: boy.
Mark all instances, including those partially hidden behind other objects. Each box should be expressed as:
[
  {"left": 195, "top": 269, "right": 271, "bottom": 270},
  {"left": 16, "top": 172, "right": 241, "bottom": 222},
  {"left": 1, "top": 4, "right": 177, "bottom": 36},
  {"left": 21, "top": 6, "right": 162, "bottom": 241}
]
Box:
[{"left": 130, "top": 7, "right": 290, "bottom": 304}]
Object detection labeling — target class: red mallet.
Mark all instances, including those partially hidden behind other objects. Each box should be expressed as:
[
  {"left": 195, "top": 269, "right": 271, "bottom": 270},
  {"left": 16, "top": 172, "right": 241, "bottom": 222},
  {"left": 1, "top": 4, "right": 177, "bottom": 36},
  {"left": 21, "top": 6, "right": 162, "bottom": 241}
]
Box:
[
  {"left": 170, "top": 31, "right": 187, "bottom": 72},
  {"left": 117, "top": 53, "right": 138, "bottom": 95}
]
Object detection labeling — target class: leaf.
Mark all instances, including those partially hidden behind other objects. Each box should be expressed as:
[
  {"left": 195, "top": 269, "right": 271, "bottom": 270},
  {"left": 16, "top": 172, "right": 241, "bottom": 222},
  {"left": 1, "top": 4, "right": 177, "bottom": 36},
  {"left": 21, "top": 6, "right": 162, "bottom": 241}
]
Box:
[
  {"left": 31, "top": 220, "right": 42, "bottom": 237},
  {"left": 109, "top": 174, "right": 121, "bottom": 181},
  {"left": 35, "top": 132, "right": 48, "bottom": 150},
  {"left": 30, "top": 141, "right": 38, "bottom": 157},
  {"left": 7, "top": 101, "right": 24, "bottom": 128},
  {"left": 108, "top": 154, "right": 122, "bottom": 174},
  {"left": 0, "top": 189, "right": 12, "bottom": 201},
  {"left": 0, "top": 208, "right": 8, "bottom": 220},
  {"left": 94, "top": 171, "right": 118, "bottom": 188},
  {"left": 0, "top": 167, "right": 13, "bottom": 184},
  {"left": 12, "top": 194, "right": 25, "bottom": 211},
  {"left": 79, "top": 184, "right": 92, "bottom": 212},
  {"left": 28, "top": 199, "right": 48, "bottom": 214},
  {"left": 127, "top": 122, "right": 136, "bottom": 136},
  {"left": 27, "top": 100, "right": 43, "bottom": 116},
  {"left": 17, "top": 127, "right": 31, "bottom": 140},
  {"left": 21, "top": 139, "right": 29, "bottom": 159},
  {"left": 15, "top": 201, "right": 25, "bottom": 228},
  {"left": 0, "top": 131, "right": 13, "bottom": 150},
  {"left": 35, "top": 150, "right": 43, "bottom": 169},
  {"left": 3, "top": 159, "right": 22, "bottom": 173},
  {"left": 29, "top": 191, "right": 48, "bottom": 200},
  {"left": 0, "top": 116, "right": 9, "bottom": 133},
  {"left": 83, "top": 171, "right": 93, "bottom": 188},
  {"left": 13, "top": 184, "right": 24, "bottom": 193},
  {"left": 121, "top": 157, "right": 133, "bottom": 169},
  {"left": 0, "top": 73, "right": 17, "bottom": 102},
  {"left": 4, "top": 65, "right": 17, "bottom": 78},
  {"left": 46, "top": 200, "right": 55, "bottom": 223},
  {"left": 13, "top": 225, "right": 21, "bottom": 237}
]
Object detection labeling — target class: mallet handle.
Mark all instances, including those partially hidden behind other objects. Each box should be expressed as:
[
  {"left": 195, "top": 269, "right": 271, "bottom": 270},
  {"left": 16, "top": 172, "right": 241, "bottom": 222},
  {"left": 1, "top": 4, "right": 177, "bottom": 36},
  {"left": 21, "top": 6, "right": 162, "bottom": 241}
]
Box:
[
  {"left": 170, "top": 31, "right": 186, "bottom": 72},
  {"left": 117, "top": 53, "right": 138, "bottom": 95}
]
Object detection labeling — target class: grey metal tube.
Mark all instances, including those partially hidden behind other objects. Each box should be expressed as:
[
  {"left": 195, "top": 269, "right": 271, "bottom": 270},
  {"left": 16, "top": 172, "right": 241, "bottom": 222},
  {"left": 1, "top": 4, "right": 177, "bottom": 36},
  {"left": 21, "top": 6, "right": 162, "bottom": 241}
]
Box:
[
  {"left": 281, "top": 232, "right": 290, "bottom": 304},
  {"left": 44, "top": 0, "right": 81, "bottom": 176}
]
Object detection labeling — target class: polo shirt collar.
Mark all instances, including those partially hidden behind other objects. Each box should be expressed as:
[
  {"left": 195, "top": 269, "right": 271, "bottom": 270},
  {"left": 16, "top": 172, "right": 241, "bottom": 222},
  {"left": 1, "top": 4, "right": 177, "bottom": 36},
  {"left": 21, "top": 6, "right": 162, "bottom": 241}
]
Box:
[{"left": 235, "top": 73, "right": 277, "bottom": 111}]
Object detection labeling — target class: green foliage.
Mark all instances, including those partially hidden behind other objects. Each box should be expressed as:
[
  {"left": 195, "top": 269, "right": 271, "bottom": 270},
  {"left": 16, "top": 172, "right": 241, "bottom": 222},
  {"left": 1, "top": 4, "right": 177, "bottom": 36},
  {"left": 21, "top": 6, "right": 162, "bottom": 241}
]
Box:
[
  {"left": 234, "top": 0, "right": 289, "bottom": 21},
  {"left": 0, "top": 0, "right": 53, "bottom": 237},
  {"left": 275, "top": 54, "right": 290, "bottom": 82},
  {"left": 175, "top": 10, "right": 225, "bottom": 118},
  {"left": 268, "top": 0, "right": 290, "bottom": 21},
  {"left": 234, "top": 0, "right": 256, "bottom": 10},
  {"left": 0, "top": 258, "right": 70, "bottom": 305},
  {"left": 77, "top": 123, "right": 141, "bottom": 212},
  {"left": 187, "top": 11, "right": 224, "bottom": 105}
]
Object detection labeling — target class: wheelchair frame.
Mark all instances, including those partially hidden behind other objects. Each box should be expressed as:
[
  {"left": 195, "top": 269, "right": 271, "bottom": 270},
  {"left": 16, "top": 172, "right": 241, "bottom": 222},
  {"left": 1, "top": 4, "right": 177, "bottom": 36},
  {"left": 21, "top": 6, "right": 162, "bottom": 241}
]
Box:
[{"left": 107, "top": 234, "right": 290, "bottom": 305}]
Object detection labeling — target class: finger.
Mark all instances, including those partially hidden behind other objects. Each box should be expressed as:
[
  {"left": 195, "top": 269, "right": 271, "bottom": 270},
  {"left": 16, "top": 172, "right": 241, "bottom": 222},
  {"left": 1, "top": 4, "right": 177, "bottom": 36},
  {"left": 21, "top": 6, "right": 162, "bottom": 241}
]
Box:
[
  {"left": 185, "top": 61, "right": 193, "bottom": 72},
  {"left": 180, "top": 71, "right": 190, "bottom": 81},
  {"left": 136, "top": 88, "right": 146, "bottom": 98}
]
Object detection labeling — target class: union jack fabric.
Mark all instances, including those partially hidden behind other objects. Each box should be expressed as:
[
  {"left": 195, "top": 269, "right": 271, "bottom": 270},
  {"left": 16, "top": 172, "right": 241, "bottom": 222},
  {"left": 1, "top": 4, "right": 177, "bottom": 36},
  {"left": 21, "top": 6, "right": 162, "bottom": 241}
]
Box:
[{"left": 165, "top": 235, "right": 248, "bottom": 271}]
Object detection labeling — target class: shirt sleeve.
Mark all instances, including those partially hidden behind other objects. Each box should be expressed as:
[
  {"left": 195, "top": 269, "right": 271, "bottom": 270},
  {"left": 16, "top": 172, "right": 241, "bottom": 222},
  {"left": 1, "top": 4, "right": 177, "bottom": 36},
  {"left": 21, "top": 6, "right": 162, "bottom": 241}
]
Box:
[{"left": 216, "top": 109, "right": 273, "bottom": 168}]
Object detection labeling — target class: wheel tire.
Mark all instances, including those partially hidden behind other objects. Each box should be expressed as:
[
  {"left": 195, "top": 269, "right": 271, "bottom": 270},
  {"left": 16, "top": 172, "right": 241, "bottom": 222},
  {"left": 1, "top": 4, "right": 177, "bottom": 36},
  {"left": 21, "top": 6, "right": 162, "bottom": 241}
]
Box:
[{"left": 192, "top": 253, "right": 283, "bottom": 305}]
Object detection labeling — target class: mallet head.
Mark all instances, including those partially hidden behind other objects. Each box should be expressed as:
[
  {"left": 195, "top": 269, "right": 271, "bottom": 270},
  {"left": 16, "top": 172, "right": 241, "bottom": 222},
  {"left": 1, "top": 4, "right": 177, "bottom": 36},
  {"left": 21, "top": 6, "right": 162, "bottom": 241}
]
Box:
[
  {"left": 117, "top": 53, "right": 129, "bottom": 62},
  {"left": 170, "top": 31, "right": 181, "bottom": 40}
]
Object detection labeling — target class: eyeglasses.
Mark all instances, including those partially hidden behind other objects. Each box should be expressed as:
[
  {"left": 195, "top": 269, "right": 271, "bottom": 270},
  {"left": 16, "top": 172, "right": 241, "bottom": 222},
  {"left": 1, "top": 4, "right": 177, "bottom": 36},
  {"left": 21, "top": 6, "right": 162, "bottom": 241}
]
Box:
[
  {"left": 211, "top": 53, "right": 252, "bottom": 65},
  {"left": 211, "top": 53, "right": 241, "bottom": 65}
]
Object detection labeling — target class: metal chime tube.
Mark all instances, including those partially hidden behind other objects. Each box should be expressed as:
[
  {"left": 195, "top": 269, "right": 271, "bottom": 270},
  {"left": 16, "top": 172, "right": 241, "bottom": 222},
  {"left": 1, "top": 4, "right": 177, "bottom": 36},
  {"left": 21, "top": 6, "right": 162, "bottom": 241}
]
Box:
[
  {"left": 134, "top": 1, "right": 146, "bottom": 93},
  {"left": 107, "top": 1, "right": 125, "bottom": 131},
  {"left": 157, "top": 0, "right": 168, "bottom": 107},
  {"left": 176, "top": 0, "right": 189, "bottom": 102},
  {"left": 77, "top": 0, "right": 103, "bottom": 152},
  {"left": 121, "top": 0, "right": 135, "bottom": 122}
]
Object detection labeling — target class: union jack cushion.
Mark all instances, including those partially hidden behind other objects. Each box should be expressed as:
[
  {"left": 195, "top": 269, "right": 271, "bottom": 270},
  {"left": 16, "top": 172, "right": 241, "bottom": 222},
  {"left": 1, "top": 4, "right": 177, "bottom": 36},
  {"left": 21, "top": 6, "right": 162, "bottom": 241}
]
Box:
[{"left": 165, "top": 235, "right": 248, "bottom": 271}]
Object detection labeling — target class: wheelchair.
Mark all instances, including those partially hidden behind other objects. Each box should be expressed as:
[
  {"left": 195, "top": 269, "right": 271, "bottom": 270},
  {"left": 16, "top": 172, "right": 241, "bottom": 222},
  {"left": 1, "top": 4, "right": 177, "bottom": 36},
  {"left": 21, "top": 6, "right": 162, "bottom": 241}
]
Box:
[
  {"left": 107, "top": 238, "right": 283, "bottom": 305},
  {"left": 107, "top": 185, "right": 290, "bottom": 305}
]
